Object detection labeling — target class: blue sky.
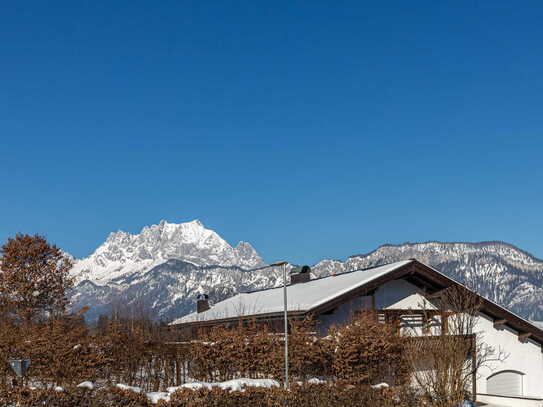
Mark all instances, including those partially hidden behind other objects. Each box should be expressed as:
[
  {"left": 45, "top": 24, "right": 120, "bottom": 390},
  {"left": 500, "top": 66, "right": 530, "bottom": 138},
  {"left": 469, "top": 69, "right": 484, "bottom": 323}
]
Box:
[{"left": 1, "top": 1, "right": 542, "bottom": 264}]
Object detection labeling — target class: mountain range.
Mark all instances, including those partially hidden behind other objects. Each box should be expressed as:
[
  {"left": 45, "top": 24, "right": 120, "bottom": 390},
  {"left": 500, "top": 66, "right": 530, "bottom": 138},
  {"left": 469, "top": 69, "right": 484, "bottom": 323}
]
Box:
[{"left": 69, "top": 220, "right": 543, "bottom": 323}]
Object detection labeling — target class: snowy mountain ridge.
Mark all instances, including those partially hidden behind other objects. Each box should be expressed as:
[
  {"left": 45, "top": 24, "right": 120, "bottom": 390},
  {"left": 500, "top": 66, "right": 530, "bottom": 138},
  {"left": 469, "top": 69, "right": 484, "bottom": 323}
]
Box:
[
  {"left": 312, "top": 241, "right": 543, "bottom": 321},
  {"left": 71, "top": 220, "right": 265, "bottom": 285},
  {"left": 69, "top": 220, "right": 543, "bottom": 323}
]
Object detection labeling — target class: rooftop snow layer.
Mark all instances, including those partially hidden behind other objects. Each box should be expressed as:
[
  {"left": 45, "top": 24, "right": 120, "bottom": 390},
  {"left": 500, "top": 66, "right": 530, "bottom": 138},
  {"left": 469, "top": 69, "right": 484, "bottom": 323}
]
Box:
[{"left": 171, "top": 260, "right": 413, "bottom": 324}]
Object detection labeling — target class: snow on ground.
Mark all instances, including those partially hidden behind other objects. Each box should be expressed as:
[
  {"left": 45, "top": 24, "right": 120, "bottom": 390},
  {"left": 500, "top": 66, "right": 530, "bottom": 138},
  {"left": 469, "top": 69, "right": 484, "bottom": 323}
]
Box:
[
  {"left": 167, "top": 382, "right": 214, "bottom": 392},
  {"left": 113, "top": 378, "right": 280, "bottom": 404},
  {"left": 115, "top": 379, "right": 388, "bottom": 403},
  {"left": 146, "top": 392, "right": 171, "bottom": 403},
  {"left": 116, "top": 383, "right": 142, "bottom": 393},
  {"left": 148, "top": 378, "right": 280, "bottom": 404},
  {"left": 217, "top": 378, "right": 280, "bottom": 391},
  {"left": 18, "top": 378, "right": 390, "bottom": 405},
  {"left": 76, "top": 381, "right": 94, "bottom": 390},
  {"left": 166, "top": 378, "right": 279, "bottom": 394}
]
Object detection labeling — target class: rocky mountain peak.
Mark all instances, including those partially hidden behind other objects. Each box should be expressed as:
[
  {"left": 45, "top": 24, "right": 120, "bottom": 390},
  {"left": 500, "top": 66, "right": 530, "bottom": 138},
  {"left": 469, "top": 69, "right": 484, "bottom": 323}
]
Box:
[{"left": 71, "top": 220, "right": 266, "bottom": 285}]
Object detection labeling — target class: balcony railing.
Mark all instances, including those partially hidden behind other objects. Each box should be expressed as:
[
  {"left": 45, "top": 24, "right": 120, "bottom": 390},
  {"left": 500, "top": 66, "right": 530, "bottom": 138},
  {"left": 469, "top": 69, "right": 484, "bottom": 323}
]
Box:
[{"left": 355, "top": 309, "right": 456, "bottom": 336}]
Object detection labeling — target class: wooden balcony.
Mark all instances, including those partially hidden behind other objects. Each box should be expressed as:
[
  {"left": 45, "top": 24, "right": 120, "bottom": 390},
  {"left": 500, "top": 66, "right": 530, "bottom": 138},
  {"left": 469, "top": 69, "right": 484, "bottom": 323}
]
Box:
[{"left": 355, "top": 309, "right": 456, "bottom": 335}]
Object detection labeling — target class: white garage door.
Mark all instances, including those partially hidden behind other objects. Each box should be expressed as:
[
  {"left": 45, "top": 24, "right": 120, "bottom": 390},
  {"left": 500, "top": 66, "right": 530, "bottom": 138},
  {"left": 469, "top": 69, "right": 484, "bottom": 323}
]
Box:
[{"left": 487, "top": 370, "right": 524, "bottom": 396}]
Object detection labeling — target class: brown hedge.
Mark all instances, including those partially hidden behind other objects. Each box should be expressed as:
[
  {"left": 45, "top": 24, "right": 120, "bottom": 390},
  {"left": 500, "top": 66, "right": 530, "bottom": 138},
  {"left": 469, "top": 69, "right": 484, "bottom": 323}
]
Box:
[{"left": 0, "top": 383, "right": 421, "bottom": 407}]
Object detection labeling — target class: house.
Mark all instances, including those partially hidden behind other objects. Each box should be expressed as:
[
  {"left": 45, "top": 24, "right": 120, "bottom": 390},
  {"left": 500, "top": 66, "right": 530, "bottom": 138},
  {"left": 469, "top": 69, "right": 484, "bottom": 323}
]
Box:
[{"left": 170, "top": 259, "right": 543, "bottom": 406}]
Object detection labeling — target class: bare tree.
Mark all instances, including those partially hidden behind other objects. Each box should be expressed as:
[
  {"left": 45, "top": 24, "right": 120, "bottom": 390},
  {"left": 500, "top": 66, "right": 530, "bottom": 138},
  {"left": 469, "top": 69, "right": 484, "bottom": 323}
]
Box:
[{"left": 404, "top": 286, "right": 507, "bottom": 406}]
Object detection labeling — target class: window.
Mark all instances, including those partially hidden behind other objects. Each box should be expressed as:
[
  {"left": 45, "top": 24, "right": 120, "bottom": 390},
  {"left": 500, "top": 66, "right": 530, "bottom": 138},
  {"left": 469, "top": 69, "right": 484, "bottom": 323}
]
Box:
[{"left": 486, "top": 370, "right": 524, "bottom": 397}]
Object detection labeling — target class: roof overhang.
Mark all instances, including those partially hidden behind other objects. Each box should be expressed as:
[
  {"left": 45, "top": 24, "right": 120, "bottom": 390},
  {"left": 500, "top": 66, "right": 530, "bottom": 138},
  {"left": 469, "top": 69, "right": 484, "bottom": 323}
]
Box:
[
  {"left": 169, "top": 310, "right": 307, "bottom": 329},
  {"left": 406, "top": 261, "right": 543, "bottom": 346}
]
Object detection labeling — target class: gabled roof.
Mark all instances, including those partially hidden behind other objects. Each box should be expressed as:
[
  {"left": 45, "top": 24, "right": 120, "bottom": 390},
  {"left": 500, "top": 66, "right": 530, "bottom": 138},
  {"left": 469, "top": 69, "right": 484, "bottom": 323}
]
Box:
[
  {"left": 170, "top": 259, "right": 543, "bottom": 347},
  {"left": 171, "top": 260, "right": 412, "bottom": 324}
]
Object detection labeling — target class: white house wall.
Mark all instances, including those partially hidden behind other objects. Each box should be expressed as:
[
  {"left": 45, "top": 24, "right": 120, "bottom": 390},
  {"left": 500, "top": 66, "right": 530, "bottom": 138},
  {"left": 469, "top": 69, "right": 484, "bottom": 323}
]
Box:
[
  {"left": 316, "top": 279, "right": 429, "bottom": 335},
  {"left": 375, "top": 279, "right": 425, "bottom": 310},
  {"left": 376, "top": 279, "right": 443, "bottom": 336},
  {"left": 316, "top": 296, "right": 367, "bottom": 335},
  {"left": 475, "top": 312, "right": 543, "bottom": 401}
]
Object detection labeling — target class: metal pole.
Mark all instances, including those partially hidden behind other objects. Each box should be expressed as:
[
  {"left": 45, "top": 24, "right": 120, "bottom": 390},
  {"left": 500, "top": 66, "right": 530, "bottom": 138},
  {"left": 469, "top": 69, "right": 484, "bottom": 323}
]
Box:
[
  {"left": 268, "top": 261, "right": 290, "bottom": 390},
  {"left": 283, "top": 262, "right": 289, "bottom": 390}
]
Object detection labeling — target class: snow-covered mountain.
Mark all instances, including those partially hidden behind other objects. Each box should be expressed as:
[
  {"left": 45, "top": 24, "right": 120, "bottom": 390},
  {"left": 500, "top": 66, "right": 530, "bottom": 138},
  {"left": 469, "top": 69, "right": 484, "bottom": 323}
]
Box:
[
  {"left": 72, "top": 220, "right": 265, "bottom": 285},
  {"left": 69, "top": 221, "right": 543, "bottom": 323},
  {"left": 70, "top": 220, "right": 275, "bottom": 321}
]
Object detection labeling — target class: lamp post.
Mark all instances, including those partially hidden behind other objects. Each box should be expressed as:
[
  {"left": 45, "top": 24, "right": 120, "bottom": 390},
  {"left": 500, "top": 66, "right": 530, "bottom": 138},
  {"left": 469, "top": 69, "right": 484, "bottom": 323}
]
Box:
[{"left": 270, "top": 261, "right": 289, "bottom": 390}]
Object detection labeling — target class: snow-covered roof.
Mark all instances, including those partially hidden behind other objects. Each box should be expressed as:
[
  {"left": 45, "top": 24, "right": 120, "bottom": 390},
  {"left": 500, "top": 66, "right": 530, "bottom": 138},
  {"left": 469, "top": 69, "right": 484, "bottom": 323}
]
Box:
[{"left": 171, "top": 260, "right": 413, "bottom": 325}]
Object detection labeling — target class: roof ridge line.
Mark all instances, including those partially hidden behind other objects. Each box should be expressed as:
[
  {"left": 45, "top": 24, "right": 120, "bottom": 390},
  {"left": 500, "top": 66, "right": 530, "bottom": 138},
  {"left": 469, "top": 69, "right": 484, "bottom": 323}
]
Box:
[{"left": 241, "top": 259, "right": 413, "bottom": 294}]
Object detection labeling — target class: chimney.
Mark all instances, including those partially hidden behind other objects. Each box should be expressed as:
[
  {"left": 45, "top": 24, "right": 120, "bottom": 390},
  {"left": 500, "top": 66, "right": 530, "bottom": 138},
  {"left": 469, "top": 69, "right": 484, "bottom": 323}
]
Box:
[
  {"left": 290, "top": 265, "right": 311, "bottom": 284},
  {"left": 196, "top": 293, "right": 210, "bottom": 313}
]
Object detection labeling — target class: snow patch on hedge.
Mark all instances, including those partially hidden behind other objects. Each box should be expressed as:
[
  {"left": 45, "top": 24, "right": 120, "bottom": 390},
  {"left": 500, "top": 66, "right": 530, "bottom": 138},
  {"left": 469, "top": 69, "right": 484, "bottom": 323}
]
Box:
[
  {"left": 76, "top": 381, "right": 94, "bottom": 390},
  {"left": 116, "top": 383, "right": 142, "bottom": 393}
]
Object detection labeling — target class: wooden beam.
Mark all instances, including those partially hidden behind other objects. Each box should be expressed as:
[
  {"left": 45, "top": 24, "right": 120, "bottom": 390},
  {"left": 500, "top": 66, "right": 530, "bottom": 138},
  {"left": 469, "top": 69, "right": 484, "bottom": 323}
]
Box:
[
  {"left": 427, "top": 288, "right": 449, "bottom": 299},
  {"left": 441, "top": 312, "right": 449, "bottom": 334},
  {"left": 405, "top": 274, "right": 442, "bottom": 292},
  {"left": 519, "top": 332, "right": 532, "bottom": 341},
  {"left": 493, "top": 319, "right": 507, "bottom": 328}
]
